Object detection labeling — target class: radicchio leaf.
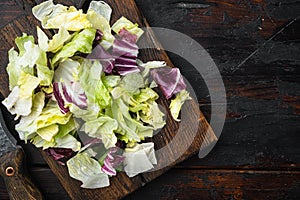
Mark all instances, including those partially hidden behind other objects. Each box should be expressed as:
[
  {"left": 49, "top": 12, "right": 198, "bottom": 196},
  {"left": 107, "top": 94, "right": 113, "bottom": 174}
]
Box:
[
  {"left": 53, "top": 82, "right": 69, "bottom": 114},
  {"left": 88, "top": 44, "right": 115, "bottom": 73},
  {"left": 150, "top": 67, "right": 186, "bottom": 99},
  {"left": 101, "top": 147, "right": 125, "bottom": 176},
  {"left": 118, "top": 28, "right": 137, "bottom": 43},
  {"left": 45, "top": 148, "right": 74, "bottom": 165},
  {"left": 113, "top": 29, "right": 139, "bottom": 75},
  {"left": 53, "top": 82, "right": 88, "bottom": 114}
]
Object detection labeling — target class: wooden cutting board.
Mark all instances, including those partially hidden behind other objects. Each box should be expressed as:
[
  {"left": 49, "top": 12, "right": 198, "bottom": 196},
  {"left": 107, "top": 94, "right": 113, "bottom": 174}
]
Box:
[{"left": 0, "top": 0, "right": 216, "bottom": 199}]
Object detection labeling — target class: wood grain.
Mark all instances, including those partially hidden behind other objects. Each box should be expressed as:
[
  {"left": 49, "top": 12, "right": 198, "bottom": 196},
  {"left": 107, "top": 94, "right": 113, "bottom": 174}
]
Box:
[
  {"left": 0, "top": 0, "right": 215, "bottom": 199},
  {"left": 0, "top": 148, "right": 43, "bottom": 200},
  {"left": 0, "top": 0, "right": 299, "bottom": 199}
]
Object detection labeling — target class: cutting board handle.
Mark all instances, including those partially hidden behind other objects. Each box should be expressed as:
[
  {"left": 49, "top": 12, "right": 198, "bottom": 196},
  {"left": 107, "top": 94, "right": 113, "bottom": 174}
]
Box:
[{"left": 0, "top": 147, "right": 44, "bottom": 200}]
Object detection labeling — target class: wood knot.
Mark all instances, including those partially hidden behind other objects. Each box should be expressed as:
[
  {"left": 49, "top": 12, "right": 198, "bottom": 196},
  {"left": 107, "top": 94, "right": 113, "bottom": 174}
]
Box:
[{"left": 5, "top": 166, "right": 15, "bottom": 176}]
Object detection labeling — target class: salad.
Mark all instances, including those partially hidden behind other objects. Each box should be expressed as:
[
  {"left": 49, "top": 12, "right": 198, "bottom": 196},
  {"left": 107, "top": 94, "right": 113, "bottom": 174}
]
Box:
[{"left": 2, "top": 0, "right": 191, "bottom": 189}]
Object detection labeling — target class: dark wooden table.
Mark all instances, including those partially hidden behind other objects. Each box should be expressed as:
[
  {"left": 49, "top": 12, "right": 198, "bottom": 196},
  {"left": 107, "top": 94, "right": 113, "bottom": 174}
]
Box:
[{"left": 1, "top": 0, "right": 300, "bottom": 199}]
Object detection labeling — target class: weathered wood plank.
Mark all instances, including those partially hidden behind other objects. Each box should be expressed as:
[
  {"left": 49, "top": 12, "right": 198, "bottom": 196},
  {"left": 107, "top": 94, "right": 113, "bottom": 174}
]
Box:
[
  {"left": 124, "top": 169, "right": 300, "bottom": 200},
  {"left": 2, "top": 168, "right": 299, "bottom": 200},
  {"left": 0, "top": 0, "right": 214, "bottom": 199}
]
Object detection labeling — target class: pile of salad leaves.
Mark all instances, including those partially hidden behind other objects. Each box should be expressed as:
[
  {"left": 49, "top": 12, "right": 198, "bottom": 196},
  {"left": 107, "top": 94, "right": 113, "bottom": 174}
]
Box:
[{"left": 2, "top": 0, "right": 191, "bottom": 189}]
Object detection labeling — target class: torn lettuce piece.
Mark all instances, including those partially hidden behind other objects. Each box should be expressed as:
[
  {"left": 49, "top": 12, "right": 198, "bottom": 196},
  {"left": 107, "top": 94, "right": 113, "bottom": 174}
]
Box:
[
  {"left": 36, "top": 100, "right": 72, "bottom": 131},
  {"left": 54, "top": 59, "right": 80, "bottom": 83},
  {"left": 7, "top": 34, "right": 38, "bottom": 89},
  {"left": 123, "top": 142, "right": 157, "bottom": 177},
  {"left": 2, "top": 72, "right": 40, "bottom": 116},
  {"left": 111, "top": 98, "right": 153, "bottom": 142},
  {"left": 7, "top": 33, "right": 53, "bottom": 87},
  {"left": 101, "top": 147, "right": 125, "bottom": 176},
  {"left": 67, "top": 152, "right": 110, "bottom": 189},
  {"left": 86, "top": 9, "right": 114, "bottom": 50},
  {"left": 15, "top": 92, "right": 45, "bottom": 141},
  {"left": 55, "top": 134, "right": 81, "bottom": 152},
  {"left": 151, "top": 67, "right": 186, "bottom": 99},
  {"left": 52, "top": 28, "right": 96, "bottom": 65},
  {"left": 37, "top": 26, "right": 71, "bottom": 53},
  {"left": 138, "top": 60, "right": 167, "bottom": 80},
  {"left": 138, "top": 101, "right": 166, "bottom": 130},
  {"left": 112, "top": 33, "right": 139, "bottom": 75},
  {"left": 53, "top": 82, "right": 87, "bottom": 114},
  {"left": 112, "top": 16, "right": 144, "bottom": 40},
  {"left": 88, "top": 1, "right": 112, "bottom": 22},
  {"left": 119, "top": 72, "right": 144, "bottom": 94},
  {"left": 36, "top": 124, "right": 59, "bottom": 142},
  {"left": 81, "top": 116, "right": 118, "bottom": 149},
  {"left": 87, "top": 44, "right": 115, "bottom": 73},
  {"left": 169, "top": 90, "right": 191, "bottom": 121},
  {"left": 102, "top": 75, "right": 121, "bottom": 89},
  {"left": 32, "top": 0, "right": 92, "bottom": 31},
  {"left": 78, "top": 59, "right": 111, "bottom": 109}
]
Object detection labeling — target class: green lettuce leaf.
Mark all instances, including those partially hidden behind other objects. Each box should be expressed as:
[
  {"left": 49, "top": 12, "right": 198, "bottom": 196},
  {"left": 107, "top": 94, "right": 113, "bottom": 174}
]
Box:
[
  {"left": 31, "top": 117, "right": 80, "bottom": 151},
  {"left": 7, "top": 33, "right": 53, "bottom": 88},
  {"left": 123, "top": 142, "right": 157, "bottom": 177},
  {"left": 2, "top": 72, "right": 40, "bottom": 116},
  {"left": 82, "top": 116, "right": 118, "bottom": 149},
  {"left": 169, "top": 90, "right": 191, "bottom": 121},
  {"left": 52, "top": 28, "right": 96, "bottom": 65},
  {"left": 67, "top": 152, "right": 110, "bottom": 189},
  {"left": 15, "top": 92, "right": 45, "bottom": 142},
  {"left": 112, "top": 16, "right": 144, "bottom": 39},
  {"left": 78, "top": 59, "right": 111, "bottom": 109},
  {"left": 32, "top": 0, "right": 92, "bottom": 31},
  {"left": 37, "top": 26, "right": 72, "bottom": 53},
  {"left": 86, "top": 10, "right": 114, "bottom": 50}
]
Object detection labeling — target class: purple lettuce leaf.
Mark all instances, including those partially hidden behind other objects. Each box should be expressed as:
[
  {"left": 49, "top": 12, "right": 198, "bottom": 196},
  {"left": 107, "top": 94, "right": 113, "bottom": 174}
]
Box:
[
  {"left": 53, "top": 82, "right": 88, "bottom": 114},
  {"left": 87, "top": 44, "right": 115, "bottom": 73},
  {"left": 45, "top": 148, "right": 74, "bottom": 165},
  {"left": 150, "top": 67, "right": 186, "bottom": 99},
  {"left": 112, "top": 29, "right": 140, "bottom": 75},
  {"left": 101, "top": 147, "right": 125, "bottom": 176},
  {"left": 53, "top": 82, "right": 70, "bottom": 114},
  {"left": 118, "top": 28, "right": 137, "bottom": 43}
]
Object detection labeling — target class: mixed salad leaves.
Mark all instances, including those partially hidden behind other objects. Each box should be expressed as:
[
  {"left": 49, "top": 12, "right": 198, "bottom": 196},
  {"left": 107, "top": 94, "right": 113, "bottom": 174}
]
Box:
[{"left": 2, "top": 0, "right": 191, "bottom": 189}]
